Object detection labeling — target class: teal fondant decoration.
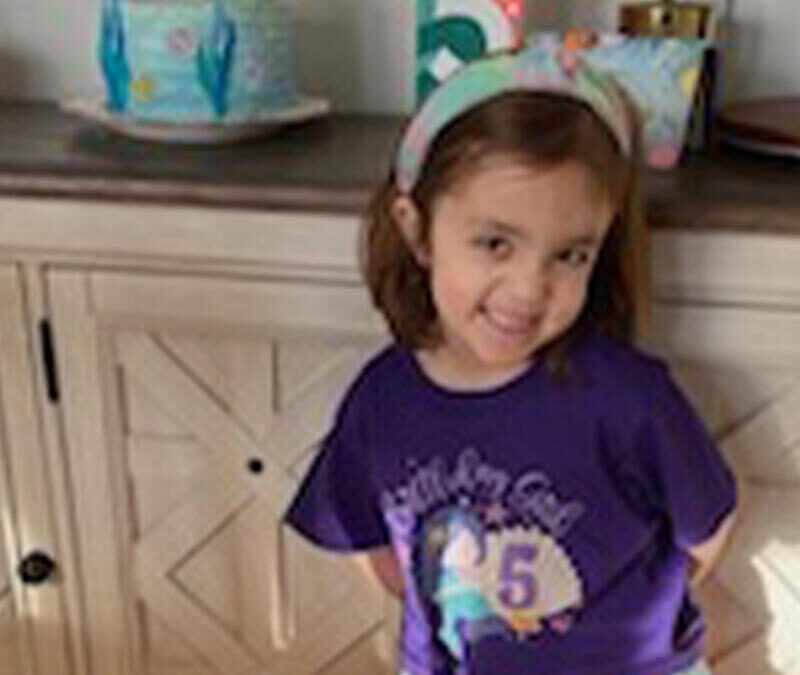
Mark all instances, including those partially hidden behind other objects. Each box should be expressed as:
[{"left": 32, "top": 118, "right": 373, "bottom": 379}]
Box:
[
  {"left": 416, "top": 0, "right": 518, "bottom": 105},
  {"left": 418, "top": 17, "right": 486, "bottom": 103},
  {"left": 99, "top": 0, "right": 131, "bottom": 113},
  {"left": 197, "top": 0, "right": 237, "bottom": 117}
]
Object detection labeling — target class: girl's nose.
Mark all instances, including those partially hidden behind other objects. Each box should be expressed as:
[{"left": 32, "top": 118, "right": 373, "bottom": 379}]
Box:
[{"left": 507, "top": 262, "right": 550, "bottom": 308}]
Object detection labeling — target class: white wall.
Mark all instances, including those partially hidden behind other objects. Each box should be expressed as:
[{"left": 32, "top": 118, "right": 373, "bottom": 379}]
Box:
[
  {"left": 724, "top": 0, "right": 800, "bottom": 99},
  {"left": 0, "top": 1, "right": 99, "bottom": 102},
  {"left": 293, "top": 0, "right": 414, "bottom": 114},
  {"left": 0, "top": 0, "right": 798, "bottom": 112}
]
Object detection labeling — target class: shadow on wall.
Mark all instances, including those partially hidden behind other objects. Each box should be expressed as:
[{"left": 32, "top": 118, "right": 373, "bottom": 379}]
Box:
[
  {"left": 294, "top": 11, "right": 360, "bottom": 112},
  {"left": 293, "top": 0, "right": 414, "bottom": 114},
  {"left": 0, "top": 49, "right": 39, "bottom": 100}
]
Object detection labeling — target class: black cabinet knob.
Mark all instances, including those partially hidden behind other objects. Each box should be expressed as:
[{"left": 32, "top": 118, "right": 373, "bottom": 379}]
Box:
[{"left": 17, "top": 551, "right": 57, "bottom": 585}]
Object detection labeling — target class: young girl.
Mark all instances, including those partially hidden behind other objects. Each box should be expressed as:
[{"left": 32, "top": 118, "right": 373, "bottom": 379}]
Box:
[{"left": 285, "top": 45, "right": 736, "bottom": 675}]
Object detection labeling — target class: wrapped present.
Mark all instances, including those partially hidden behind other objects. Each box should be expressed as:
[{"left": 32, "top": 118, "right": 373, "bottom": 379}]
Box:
[
  {"left": 417, "top": 0, "right": 525, "bottom": 104},
  {"left": 529, "top": 32, "right": 710, "bottom": 168}
]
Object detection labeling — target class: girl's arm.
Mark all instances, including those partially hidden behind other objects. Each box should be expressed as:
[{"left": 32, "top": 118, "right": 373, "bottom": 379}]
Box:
[
  {"left": 687, "top": 510, "right": 736, "bottom": 587},
  {"left": 362, "top": 546, "right": 405, "bottom": 597}
]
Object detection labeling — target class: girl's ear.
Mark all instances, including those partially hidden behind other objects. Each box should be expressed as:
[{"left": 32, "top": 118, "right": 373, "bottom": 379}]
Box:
[{"left": 391, "top": 195, "right": 430, "bottom": 266}]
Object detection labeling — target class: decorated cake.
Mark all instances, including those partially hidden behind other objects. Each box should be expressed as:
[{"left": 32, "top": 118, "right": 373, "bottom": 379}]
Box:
[{"left": 99, "top": 0, "right": 298, "bottom": 123}]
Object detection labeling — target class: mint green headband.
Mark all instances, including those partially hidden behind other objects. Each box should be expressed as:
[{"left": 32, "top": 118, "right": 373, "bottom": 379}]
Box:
[{"left": 395, "top": 45, "right": 633, "bottom": 192}]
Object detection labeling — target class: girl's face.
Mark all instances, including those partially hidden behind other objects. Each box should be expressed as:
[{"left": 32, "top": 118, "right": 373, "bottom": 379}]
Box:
[{"left": 399, "top": 155, "right": 614, "bottom": 387}]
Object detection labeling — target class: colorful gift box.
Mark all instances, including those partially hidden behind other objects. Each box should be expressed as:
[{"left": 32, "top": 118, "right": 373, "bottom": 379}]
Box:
[
  {"left": 527, "top": 32, "right": 710, "bottom": 168},
  {"left": 417, "top": 0, "right": 525, "bottom": 104}
]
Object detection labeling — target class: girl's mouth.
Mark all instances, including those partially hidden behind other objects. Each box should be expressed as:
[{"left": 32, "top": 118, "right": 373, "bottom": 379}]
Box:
[{"left": 481, "top": 307, "right": 541, "bottom": 341}]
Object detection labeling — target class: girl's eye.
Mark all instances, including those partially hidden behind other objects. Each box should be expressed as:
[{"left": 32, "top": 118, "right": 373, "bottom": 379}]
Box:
[
  {"left": 474, "top": 236, "right": 512, "bottom": 256},
  {"left": 557, "top": 248, "right": 592, "bottom": 267}
]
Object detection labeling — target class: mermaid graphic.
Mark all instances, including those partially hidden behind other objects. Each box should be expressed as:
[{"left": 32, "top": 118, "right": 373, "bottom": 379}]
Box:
[
  {"left": 413, "top": 504, "right": 584, "bottom": 665},
  {"left": 415, "top": 506, "right": 504, "bottom": 662}
]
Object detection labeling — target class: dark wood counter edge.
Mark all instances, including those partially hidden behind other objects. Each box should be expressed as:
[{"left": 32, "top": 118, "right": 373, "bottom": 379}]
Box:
[
  {"left": 0, "top": 174, "right": 371, "bottom": 215},
  {"left": 4, "top": 170, "right": 800, "bottom": 235},
  {"left": 3, "top": 174, "right": 799, "bottom": 235},
  {"left": 3, "top": 101, "right": 800, "bottom": 232},
  {"left": 646, "top": 202, "right": 800, "bottom": 235}
]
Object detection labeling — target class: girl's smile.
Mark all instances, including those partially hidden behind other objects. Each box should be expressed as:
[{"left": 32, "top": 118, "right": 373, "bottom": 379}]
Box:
[
  {"left": 479, "top": 305, "right": 542, "bottom": 344},
  {"left": 398, "top": 154, "right": 614, "bottom": 390}
]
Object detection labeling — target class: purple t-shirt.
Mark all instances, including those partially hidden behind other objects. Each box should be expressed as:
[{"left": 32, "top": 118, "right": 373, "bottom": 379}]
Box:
[{"left": 285, "top": 331, "right": 736, "bottom": 675}]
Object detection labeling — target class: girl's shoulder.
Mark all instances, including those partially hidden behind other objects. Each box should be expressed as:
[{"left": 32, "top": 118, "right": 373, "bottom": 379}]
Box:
[
  {"left": 570, "top": 330, "right": 673, "bottom": 403},
  {"left": 336, "top": 343, "right": 410, "bottom": 409}
]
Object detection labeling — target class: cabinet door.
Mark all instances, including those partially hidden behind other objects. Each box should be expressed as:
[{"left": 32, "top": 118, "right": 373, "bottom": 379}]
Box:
[
  {"left": 49, "top": 269, "right": 396, "bottom": 675},
  {"left": 652, "top": 302, "right": 800, "bottom": 675},
  {"left": 0, "top": 265, "right": 72, "bottom": 675}
]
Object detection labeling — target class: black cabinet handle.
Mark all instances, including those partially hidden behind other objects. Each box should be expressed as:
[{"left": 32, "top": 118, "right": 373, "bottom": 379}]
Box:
[{"left": 17, "top": 551, "right": 57, "bottom": 585}]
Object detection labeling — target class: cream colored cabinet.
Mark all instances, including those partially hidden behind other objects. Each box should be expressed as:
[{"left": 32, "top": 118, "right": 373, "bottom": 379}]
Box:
[
  {"left": 660, "top": 352, "right": 800, "bottom": 675},
  {"left": 46, "top": 267, "right": 397, "bottom": 675},
  {"left": 1, "top": 194, "right": 798, "bottom": 675},
  {"left": 651, "top": 232, "right": 800, "bottom": 675},
  {"left": 0, "top": 265, "right": 72, "bottom": 675}
]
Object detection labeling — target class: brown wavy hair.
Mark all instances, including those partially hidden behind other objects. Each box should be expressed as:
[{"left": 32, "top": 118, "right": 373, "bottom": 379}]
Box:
[{"left": 361, "top": 91, "right": 648, "bottom": 367}]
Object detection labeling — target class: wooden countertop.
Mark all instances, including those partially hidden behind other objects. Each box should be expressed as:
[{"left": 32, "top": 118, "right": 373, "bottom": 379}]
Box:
[{"left": 2, "top": 101, "right": 800, "bottom": 234}]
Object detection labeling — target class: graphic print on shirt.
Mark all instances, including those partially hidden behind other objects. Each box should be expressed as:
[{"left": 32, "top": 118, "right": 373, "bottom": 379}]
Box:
[{"left": 382, "top": 447, "right": 587, "bottom": 664}]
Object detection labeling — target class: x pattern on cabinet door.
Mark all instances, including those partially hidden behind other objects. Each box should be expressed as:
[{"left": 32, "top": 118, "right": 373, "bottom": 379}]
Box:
[
  {"left": 50, "top": 269, "right": 395, "bottom": 675},
  {"left": 670, "top": 363, "right": 800, "bottom": 675},
  {"left": 116, "top": 330, "right": 392, "bottom": 675}
]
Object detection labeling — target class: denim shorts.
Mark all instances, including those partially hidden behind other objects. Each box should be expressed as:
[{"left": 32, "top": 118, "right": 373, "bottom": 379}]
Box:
[
  {"left": 398, "top": 661, "right": 713, "bottom": 675},
  {"left": 679, "top": 661, "right": 714, "bottom": 675}
]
